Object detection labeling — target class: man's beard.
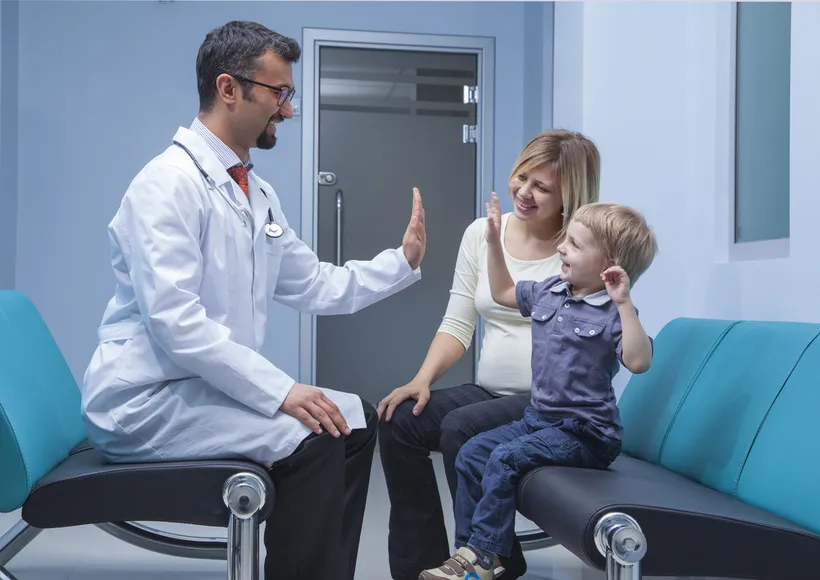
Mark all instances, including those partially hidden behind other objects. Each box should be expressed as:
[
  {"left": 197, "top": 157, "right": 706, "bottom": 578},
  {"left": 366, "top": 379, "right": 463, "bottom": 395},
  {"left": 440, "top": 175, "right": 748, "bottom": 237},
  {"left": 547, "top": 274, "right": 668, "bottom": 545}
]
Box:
[
  {"left": 256, "top": 131, "right": 277, "bottom": 150},
  {"left": 256, "top": 116, "right": 282, "bottom": 150}
]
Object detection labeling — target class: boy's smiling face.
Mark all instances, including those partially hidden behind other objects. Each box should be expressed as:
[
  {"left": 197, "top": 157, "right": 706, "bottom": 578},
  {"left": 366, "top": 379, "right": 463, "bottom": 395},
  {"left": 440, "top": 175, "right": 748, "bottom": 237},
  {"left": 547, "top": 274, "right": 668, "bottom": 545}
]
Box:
[{"left": 556, "top": 220, "right": 609, "bottom": 295}]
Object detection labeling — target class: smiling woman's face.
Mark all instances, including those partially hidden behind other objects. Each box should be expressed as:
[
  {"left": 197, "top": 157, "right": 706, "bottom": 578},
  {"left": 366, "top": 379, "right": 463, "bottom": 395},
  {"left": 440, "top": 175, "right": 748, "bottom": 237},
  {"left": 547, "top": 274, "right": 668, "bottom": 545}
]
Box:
[{"left": 508, "top": 163, "right": 563, "bottom": 223}]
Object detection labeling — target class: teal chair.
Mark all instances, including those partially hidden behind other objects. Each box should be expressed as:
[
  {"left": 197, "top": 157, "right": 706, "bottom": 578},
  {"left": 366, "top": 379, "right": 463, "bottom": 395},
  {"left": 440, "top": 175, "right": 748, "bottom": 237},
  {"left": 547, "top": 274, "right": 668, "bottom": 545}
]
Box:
[
  {"left": 517, "top": 317, "right": 820, "bottom": 579},
  {"left": 0, "top": 290, "right": 274, "bottom": 580}
]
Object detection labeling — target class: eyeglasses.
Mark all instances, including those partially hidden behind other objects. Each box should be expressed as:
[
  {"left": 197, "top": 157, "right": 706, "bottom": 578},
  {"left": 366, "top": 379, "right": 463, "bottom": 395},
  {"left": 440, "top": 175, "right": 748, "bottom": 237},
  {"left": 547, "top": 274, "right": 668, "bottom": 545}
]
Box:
[{"left": 232, "top": 75, "right": 296, "bottom": 106}]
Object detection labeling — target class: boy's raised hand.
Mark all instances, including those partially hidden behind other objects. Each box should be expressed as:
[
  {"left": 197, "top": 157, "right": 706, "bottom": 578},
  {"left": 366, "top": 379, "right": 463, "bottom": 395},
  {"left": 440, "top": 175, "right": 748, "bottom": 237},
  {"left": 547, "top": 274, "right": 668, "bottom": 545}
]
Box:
[
  {"left": 485, "top": 192, "right": 502, "bottom": 244},
  {"left": 602, "top": 265, "right": 632, "bottom": 305}
]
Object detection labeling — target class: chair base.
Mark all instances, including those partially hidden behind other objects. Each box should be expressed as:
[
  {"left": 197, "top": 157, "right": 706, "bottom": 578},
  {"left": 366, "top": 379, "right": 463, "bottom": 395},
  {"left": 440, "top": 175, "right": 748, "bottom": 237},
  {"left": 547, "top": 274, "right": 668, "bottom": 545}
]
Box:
[
  {"left": 0, "top": 520, "right": 41, "bottom": 567},
  {"left": 606, "top": 554, "right": 641, "bottom": 580},
  {"left": 0, "top": 564, "right": 19, "bottom": 580},
  {"left": 96, "top": 522, "right": 227, "bottom": 560}
]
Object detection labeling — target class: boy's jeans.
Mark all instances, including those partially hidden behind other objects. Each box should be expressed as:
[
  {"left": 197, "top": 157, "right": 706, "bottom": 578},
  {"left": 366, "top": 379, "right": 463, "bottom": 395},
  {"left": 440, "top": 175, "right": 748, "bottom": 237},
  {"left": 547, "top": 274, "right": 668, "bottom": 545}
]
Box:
[{"left": 453, "top": 406, "right": 621, "bottom": 557}]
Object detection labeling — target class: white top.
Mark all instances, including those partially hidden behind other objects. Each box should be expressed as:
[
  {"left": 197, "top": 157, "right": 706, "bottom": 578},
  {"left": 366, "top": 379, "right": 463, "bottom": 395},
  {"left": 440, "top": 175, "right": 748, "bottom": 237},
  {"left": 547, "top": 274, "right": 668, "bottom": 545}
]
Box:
[{"left": 438, "top": 213, "right": 563, "bottom": 396}]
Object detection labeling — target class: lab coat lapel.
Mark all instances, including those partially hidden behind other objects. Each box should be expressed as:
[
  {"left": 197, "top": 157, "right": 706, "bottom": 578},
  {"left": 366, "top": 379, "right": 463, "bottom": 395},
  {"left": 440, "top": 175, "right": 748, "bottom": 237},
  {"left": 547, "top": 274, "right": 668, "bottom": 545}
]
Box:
[{"left": 171, "top": 127, "right": 235, "bottom": 193}]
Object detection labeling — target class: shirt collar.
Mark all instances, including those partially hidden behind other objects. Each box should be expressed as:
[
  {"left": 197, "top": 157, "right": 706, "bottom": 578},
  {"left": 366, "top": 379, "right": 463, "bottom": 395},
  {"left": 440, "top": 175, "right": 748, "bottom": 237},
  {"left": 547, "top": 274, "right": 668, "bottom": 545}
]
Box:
[
  {"left": 550, "top": 280, "right": 611, "bottom": 306},
  {"left": 190, "top": 117, "right": 254, "bottom": 171}
]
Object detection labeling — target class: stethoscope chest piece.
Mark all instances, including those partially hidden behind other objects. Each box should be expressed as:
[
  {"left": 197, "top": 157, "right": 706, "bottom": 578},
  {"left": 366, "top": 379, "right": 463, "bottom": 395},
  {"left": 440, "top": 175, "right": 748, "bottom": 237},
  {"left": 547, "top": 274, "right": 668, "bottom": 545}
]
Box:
[{"left": 265, "top": 222, "right": 284, "bottom": 238}]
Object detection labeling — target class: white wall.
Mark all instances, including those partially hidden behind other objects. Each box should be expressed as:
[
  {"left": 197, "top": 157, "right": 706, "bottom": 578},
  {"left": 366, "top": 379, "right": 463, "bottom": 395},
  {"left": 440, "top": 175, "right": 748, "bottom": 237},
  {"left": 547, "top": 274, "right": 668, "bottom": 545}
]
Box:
[{"left": 552, "top": 1, "right": 820, "bottom": 344}]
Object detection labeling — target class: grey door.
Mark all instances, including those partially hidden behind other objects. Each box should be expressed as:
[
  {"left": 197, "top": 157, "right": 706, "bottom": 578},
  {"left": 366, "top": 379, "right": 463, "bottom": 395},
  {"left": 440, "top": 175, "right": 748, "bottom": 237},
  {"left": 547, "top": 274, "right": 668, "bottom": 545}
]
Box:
[{"left": 315, "top": 46, "right": 479, "bottom": 405}]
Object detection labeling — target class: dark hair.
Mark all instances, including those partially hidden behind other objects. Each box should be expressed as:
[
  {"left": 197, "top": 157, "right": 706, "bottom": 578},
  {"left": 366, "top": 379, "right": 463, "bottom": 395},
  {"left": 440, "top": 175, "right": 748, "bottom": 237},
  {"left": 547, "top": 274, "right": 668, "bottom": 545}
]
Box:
[{"left": 196, "top": 20, "right": 301, "bottom": 112}]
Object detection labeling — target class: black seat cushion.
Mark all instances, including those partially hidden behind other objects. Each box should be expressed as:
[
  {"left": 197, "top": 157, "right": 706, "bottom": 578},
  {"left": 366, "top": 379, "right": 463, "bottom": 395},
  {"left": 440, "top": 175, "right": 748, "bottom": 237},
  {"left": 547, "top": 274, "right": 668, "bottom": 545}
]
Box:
[
  {"left": 517, "top": 454, "right": 820, "bottom": 580},
  {"left": 22, "top": 442, "right": 275, "bottom": 529}
]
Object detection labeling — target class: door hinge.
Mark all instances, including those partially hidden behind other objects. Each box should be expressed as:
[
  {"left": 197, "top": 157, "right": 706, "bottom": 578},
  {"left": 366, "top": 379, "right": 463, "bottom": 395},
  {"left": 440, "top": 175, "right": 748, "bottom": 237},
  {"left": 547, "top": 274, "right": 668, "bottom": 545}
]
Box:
[
  {"left": 462, "top": 125, "right": 478, "bottom": 144},
  {"left": 463, "top": 85, "right": 479, "bottom": 104}
]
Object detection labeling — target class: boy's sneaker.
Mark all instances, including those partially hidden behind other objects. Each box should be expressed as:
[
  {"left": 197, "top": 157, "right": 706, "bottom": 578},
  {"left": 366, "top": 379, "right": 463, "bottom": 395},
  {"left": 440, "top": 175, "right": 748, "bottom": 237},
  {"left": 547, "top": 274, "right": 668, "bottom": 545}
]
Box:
[{"left": 419, "top": 547, "right": 498, "bottom": 580}]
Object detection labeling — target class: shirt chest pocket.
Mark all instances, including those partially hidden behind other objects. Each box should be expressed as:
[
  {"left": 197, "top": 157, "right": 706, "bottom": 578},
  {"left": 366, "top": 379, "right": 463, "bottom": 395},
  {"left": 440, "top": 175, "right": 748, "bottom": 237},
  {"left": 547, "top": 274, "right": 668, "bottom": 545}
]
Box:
[
  {"left": 531, "top": 304, "right": 557, "bottom": 324},
  {"left": 567, "top": 316, "right": 606, "bottom": 339}
]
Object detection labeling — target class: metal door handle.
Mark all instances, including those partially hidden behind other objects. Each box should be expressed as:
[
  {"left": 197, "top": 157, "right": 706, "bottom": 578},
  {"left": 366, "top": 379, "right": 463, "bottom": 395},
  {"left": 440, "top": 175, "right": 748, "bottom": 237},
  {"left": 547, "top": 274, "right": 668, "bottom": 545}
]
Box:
[{"left": 335, "top": 189, "right": 343, "bottom": 266}]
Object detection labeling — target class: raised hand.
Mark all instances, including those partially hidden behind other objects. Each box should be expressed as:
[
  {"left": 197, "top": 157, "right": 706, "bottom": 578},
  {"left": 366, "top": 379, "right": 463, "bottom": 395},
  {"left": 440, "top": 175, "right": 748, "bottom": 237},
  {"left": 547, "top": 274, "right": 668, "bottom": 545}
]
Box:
[
  {"left": 402, "top": 187, "right": 426, "bottom": 270},
  {"left": 602, "top": 266, "right": 631, "bottom": 305},
  {"left": 485, "top": 191, "right": 502, "bottom": 244}
]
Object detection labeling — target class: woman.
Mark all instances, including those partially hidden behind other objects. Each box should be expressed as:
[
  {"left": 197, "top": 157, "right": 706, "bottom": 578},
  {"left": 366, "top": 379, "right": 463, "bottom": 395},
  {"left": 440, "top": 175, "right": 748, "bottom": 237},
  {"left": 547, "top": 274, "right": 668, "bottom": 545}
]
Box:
[{"left": 377, "top": 129, "right": 601, "bottom": 580}]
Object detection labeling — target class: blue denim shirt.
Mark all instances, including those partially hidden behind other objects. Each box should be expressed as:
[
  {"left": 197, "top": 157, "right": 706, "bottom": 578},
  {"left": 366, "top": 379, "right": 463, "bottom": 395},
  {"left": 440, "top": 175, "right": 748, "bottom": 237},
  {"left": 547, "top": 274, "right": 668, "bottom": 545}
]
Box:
[{"left": 516, "top": 275, "right": 641, "bottom": 440}]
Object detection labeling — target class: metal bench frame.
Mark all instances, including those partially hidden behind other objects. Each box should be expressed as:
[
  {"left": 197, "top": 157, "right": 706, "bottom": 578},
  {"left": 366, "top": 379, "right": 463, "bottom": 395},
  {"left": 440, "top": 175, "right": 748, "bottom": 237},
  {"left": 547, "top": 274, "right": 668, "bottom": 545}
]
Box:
[{"left": 0, "top": 472, "right": 267, "bottom": 580}]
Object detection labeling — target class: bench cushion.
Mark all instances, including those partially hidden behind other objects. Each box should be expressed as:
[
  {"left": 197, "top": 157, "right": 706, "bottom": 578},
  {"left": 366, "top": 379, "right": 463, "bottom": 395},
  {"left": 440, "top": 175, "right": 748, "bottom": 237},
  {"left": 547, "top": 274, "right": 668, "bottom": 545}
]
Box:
[
  {"left": 517, "top": 454, "right": 820, "bottom": 580},
  {"left": 21, "top": 442, "right": 275, "bottom": 529}
]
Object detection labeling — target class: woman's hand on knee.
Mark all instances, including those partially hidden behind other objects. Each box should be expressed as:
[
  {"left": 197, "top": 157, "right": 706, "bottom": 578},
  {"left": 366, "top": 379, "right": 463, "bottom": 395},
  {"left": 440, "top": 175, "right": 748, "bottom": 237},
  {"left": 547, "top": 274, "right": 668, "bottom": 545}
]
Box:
[{"left": 377, "top": 379, "right": 431, "bottom": 422}]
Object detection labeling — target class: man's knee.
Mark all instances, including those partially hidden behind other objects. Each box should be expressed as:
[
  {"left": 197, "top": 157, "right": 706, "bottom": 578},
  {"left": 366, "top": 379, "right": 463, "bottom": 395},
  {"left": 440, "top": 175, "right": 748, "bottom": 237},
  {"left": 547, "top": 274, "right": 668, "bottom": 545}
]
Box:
[
  {"left": 361, "top": 399, "right": 377, "bottom": 435},
  {"left": 343, "top": 399, "right": 377, "bottom": 452}
]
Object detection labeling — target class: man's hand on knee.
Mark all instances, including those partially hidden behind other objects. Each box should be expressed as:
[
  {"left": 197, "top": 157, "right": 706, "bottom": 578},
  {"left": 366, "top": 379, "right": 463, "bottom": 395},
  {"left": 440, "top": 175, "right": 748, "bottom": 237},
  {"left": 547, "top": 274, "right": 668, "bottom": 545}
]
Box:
[{"left": 282, "top": 383, "right": 352, "bottom": 438}]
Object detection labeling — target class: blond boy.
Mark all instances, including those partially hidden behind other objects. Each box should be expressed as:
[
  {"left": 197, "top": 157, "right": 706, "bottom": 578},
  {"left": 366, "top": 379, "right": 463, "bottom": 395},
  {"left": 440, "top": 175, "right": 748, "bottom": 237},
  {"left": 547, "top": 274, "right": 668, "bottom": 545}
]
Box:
[{"left": 421, "top": 198, "right": 658, "bottom": 580}]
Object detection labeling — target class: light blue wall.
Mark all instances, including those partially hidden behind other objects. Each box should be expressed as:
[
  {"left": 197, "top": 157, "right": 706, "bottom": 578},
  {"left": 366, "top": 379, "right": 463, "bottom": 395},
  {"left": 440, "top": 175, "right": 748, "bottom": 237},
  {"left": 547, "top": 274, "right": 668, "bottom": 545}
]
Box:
[
  {"left": 12, "top": 1, "right": 551, "bottom": 383},
  {"left": 0, "top": 0, "right": 18, "bottom": 291}
]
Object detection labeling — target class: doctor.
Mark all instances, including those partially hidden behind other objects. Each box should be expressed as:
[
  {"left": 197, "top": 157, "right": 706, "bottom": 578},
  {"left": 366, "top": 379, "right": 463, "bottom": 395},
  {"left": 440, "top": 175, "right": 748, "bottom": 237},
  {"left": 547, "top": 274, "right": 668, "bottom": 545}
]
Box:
[{"left": 81, "top": 20, "right": 426, "bottom": 580}]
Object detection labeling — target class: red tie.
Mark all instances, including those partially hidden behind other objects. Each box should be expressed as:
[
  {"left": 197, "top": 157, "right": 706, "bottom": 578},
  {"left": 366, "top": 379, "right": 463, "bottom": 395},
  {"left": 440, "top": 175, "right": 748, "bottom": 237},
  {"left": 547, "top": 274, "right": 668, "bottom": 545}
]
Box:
[{"left": 227, "top": 164, "right": 249, "bottom": 197}]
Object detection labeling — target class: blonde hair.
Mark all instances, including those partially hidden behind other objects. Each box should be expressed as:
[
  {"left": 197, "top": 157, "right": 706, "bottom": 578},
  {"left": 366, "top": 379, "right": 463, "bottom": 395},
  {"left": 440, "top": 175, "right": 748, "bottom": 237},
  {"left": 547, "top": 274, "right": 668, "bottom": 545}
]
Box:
[
  {"left": 508, "top": 129, "right": 601, "bottom": 239},
  {"left": 571, "top": 202, "right": 658, "bottom": 284}
]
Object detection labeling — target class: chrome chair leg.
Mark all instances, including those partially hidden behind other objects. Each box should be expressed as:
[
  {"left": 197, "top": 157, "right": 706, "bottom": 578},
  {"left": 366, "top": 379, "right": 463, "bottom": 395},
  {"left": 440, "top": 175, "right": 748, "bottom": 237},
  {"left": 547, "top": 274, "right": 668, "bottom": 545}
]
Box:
[
  {"left": 594, "top": 512, "right": 647, "bottom": 580},
  {"left": 0, "top": 520, "right": 41, "bottom": 567},
  {"left": 223, "top": 473, "right": 267, "bottom": 580}
]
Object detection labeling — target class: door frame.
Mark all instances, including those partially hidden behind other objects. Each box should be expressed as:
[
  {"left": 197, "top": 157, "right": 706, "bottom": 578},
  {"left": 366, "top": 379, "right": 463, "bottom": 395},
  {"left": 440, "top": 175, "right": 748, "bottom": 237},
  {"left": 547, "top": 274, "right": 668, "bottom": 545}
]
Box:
[{"left": 299, "top": 27, "right": 495, "bottom": 385}]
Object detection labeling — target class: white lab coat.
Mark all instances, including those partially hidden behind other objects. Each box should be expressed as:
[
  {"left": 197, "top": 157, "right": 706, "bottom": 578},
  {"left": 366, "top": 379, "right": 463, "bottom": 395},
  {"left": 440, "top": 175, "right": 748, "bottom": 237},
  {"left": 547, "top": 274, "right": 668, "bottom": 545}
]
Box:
[{"left": 81, "top": 127, "right": 421, "bottom": 467}]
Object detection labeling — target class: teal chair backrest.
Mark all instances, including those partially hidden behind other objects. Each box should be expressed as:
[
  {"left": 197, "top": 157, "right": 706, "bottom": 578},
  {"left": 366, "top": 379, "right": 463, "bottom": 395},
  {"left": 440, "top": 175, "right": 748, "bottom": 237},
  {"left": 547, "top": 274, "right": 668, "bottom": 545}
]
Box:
[
  {"left": 619, "top": 317, "right": 820, "bottom": 535},
  {"left": 0, "top": 291, "right": 87, "bottom": 511},
  {"left": 618, "top": 317, "right": 739, "bottom": 463}
]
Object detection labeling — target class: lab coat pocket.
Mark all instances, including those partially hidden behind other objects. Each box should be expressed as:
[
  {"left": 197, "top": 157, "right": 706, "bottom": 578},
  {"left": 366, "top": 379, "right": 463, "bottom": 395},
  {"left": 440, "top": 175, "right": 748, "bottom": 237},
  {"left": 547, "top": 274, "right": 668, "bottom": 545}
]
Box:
[
  {"left": 111, "top": 379, "right": 174, "bottom": 436},
  {"left": 265, "top": 235, "right": 284, "bottom": 256},
  {"left": 264, "top": 235, "right": 284, "bottom": 286},
  {"left": 114, "top": 325, "right": 179, "bottom": 388}
]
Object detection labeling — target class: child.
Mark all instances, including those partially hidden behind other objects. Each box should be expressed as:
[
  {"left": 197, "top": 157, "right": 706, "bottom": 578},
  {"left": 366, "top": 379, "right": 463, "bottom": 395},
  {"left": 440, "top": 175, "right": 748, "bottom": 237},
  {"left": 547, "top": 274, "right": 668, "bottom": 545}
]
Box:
[{"left": 419, "top": 195, "right": 658, "bottom": 580}]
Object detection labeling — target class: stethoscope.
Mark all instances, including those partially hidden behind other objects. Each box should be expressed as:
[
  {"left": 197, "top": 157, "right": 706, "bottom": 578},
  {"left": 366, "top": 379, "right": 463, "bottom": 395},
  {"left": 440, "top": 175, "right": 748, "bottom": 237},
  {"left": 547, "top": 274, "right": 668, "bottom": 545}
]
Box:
[{"left": 173, "top": 140, "right": 284, "bottom": 238}]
